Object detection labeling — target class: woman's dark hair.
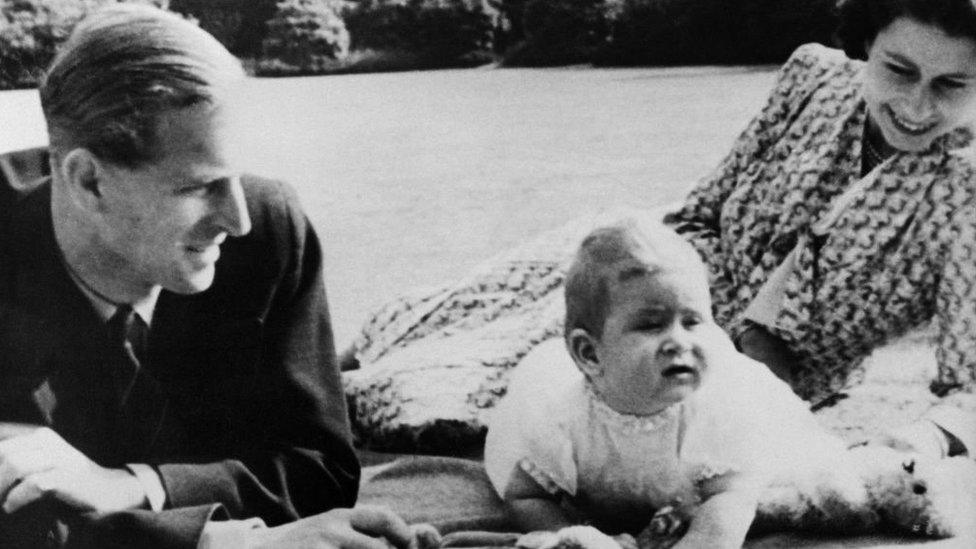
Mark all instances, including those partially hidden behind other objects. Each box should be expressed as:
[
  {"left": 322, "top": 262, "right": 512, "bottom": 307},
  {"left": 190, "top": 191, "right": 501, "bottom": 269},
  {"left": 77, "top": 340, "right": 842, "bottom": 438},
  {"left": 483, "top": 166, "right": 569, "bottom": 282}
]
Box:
[{"left": 836, "top": 0, "right": 976, "bottom": 59}]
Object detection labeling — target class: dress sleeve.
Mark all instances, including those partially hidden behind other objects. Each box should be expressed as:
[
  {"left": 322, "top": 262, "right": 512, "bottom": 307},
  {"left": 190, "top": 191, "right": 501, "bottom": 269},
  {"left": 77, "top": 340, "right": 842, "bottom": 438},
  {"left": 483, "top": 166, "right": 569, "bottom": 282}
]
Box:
[
  {"left": 664, "top": 44, "right": 830, "bottom": 316},
  {"left": 932, "top": 202, "right": 976, "bottom": 395},
  {"left": 484, "top": 381, "right": 578, "bottom": 499},
  {"left": 927, "top": 200, "right": 976, "bottom": 452}
]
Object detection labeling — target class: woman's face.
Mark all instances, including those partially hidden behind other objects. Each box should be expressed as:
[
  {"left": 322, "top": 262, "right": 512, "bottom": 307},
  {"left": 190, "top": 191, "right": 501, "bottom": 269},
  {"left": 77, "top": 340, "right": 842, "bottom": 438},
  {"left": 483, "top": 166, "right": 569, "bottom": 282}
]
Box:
[{"left": 862, "top": 17, "right": 976, "bottom": 152}]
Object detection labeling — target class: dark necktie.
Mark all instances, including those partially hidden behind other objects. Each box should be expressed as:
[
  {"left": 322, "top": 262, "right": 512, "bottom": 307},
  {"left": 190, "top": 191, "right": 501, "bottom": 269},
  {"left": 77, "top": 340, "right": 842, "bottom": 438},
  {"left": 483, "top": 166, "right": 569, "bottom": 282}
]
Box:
[
  {"left": 106, "top": 305, "right": 166, "bottom": 456},
  {"left": 107, "top": 305, "right": 146, "bottom": 405}
]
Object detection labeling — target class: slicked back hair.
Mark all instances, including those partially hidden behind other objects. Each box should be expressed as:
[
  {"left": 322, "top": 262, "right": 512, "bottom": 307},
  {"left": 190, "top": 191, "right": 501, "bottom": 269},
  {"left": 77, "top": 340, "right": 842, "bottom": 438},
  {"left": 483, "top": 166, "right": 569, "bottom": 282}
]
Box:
[{"left": 40, "top": 4, "right": 244, "bottom": 168}]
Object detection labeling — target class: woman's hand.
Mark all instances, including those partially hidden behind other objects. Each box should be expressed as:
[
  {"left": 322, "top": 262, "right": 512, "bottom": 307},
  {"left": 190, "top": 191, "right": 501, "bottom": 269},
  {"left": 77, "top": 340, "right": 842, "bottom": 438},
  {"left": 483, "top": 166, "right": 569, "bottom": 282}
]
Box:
[
  {"left": 861, "top": 420, "right": 949, "bottom": 458},
  {"left": 736, "top": 326, "right": 798, "bottom": 384}
]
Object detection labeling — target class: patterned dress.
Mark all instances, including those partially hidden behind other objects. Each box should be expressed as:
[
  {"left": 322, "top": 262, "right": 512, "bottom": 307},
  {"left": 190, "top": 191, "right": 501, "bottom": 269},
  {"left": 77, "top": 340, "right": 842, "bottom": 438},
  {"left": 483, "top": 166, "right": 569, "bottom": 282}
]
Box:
[{"left": 665, "top": 43, "right": 976, "bottom": 403}]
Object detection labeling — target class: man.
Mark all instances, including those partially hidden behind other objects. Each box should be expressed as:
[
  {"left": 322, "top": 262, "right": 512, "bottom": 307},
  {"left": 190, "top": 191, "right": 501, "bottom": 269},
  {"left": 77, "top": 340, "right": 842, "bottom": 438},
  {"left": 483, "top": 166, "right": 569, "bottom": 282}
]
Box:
[{"left": 0, "top": 5, "right": 414, "bottom": 548}]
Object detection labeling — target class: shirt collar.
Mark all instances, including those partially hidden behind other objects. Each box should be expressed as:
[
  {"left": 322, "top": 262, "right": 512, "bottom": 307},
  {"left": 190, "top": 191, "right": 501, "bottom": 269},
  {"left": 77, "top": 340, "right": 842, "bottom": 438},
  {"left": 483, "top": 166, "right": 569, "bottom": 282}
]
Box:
[{"left": 63, "top": 263, "right": 159, "bottom": 327}]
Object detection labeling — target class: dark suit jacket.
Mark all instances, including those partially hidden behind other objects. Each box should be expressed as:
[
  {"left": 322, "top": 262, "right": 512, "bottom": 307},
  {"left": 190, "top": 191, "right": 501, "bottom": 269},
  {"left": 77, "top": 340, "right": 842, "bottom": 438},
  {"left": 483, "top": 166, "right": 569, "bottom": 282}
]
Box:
[{"left": 0, "top": 177, "right": 359, "bottom": 548}]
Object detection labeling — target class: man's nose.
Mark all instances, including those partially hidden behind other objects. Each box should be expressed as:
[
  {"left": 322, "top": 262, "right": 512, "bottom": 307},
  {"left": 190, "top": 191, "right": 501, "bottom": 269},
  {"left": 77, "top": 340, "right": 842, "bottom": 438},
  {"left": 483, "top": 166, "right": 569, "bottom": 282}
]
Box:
[{"left": 211, "top": 177, "right": 252, "bottom": 237}]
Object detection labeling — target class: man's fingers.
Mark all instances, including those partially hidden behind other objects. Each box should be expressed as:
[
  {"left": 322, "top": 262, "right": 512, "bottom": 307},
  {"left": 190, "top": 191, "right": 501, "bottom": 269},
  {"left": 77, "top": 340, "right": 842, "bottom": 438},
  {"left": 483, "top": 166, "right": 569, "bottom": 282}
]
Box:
[
  {"left": 0, "top": 432, "right": 58, "bottom": 501},
  {"left": 2, "top": 468, "right": 67, "bottom": 514},
  {"left": 410, "top": 523, "right": 442, "bottom": 549},
  {"left": 339, "top": 528, "right": 398, "bottom": 549},
  {"left": 348, "top": 506, "right": 414, "bottom": 549}
]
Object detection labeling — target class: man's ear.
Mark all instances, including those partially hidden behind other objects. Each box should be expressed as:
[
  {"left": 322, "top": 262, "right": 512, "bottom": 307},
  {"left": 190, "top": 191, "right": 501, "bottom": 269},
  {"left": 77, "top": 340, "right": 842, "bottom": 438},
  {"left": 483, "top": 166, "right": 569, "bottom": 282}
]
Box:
[
  {"left": 60, "top": 148, "right": 102, "bottom": 199},
  {"left": 567, "top": 328, "right": 602, "bottom": 380}
]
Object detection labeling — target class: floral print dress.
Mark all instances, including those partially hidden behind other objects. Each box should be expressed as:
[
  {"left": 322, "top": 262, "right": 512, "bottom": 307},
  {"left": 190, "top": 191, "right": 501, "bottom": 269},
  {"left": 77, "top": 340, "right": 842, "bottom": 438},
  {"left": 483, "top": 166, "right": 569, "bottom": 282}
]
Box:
[{"left": 665, "top": 43, "right": 976, "bottom": 404}]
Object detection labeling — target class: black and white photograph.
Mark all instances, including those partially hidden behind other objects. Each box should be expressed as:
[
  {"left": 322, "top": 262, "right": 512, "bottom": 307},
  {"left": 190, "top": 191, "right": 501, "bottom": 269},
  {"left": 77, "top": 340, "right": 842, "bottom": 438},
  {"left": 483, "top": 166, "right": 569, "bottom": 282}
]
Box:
[{"left": 0, "top": 0, "right": 974, "bottom": 547}]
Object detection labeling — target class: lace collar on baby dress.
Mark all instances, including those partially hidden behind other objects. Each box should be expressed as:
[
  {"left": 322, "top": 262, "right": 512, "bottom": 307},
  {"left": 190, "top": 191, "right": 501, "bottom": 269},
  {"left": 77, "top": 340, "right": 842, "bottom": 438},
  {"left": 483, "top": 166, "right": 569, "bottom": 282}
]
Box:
[{"left": 583, "top": 382, "right": 680, "bottom": 433}]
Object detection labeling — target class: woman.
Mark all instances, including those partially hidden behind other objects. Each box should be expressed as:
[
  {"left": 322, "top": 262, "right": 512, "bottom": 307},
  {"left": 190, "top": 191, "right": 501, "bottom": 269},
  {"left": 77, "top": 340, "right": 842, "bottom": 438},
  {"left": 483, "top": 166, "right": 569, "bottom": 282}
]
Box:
[
  {"left": 665, "top": 0, "right": 976, "bottom": 458},
  {"left": 347, "top": 0, "right": 976, "bottom": 460}
]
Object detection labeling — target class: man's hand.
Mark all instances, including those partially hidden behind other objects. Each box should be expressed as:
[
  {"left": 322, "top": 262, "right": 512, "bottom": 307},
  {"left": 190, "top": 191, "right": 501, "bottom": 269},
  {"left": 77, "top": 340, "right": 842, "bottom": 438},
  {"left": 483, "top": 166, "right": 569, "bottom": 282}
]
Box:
[
  {"left": 249, "top": 506, "right": 441, "bottom": 549},
  {"left": 0, "top": 425, "right": 146, "bottom": 513}
]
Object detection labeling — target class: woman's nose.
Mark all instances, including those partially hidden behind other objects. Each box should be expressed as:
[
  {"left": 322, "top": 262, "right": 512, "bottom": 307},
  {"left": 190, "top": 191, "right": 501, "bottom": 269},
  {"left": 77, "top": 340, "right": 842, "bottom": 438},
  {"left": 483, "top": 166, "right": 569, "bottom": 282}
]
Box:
[
  {"left": 211, "top": 177, "right": 252, "bottom": 237},
  {"left": 903, "top": 85, "right": 936, "bottom": 120}
]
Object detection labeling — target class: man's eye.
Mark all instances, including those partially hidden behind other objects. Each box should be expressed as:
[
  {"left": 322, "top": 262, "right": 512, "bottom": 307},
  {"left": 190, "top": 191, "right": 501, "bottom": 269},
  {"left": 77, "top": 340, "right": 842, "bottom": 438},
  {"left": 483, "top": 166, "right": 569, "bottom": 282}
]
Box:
[
  {"left": 178, "top": 183, "right": 214, "bottom": 196},
  {"left": 935, "top": 78, "right": 968, "bottom": 91},
  {"left": 682, "top": 316, "right": 702, "bottom": 329}
]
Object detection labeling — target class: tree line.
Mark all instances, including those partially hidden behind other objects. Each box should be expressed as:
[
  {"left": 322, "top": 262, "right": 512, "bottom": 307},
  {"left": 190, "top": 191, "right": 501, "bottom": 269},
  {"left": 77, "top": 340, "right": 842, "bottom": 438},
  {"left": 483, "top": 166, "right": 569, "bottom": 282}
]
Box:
[{"left": 1, "top": 0, "right": 838, "bottom": 88}]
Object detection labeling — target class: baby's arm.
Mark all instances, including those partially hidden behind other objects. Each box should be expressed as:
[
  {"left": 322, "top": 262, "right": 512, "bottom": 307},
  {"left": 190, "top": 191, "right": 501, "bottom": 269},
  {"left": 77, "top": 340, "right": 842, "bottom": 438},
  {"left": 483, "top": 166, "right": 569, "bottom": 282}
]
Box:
[
  {"left": 503, "top": 464, "right": 576, "bottom": 532},
  {"left": 672, "top": 472, "right": 760, "bottom": 549}
]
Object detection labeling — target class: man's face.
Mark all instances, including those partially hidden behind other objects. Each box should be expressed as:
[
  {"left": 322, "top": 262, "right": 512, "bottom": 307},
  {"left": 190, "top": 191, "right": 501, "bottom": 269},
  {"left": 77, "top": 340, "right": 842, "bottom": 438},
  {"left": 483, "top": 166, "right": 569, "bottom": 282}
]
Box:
[{"left": 94, "top": 103, "right": 251, "bottom": 295}]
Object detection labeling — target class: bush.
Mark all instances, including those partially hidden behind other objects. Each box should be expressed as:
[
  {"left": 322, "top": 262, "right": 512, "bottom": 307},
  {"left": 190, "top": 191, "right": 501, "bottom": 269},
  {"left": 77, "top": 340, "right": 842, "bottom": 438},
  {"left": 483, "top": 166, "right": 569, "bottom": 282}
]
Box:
[
  {"left": 0, "top": 0, "right": 169, "bottom": 90},
  {"left": 169, "top": 0, "right": 277, "bottom": 57},
  {"left": 501, "top": 0, "right": 608, "bottom": 66},
  {"left": 257, "top": 0, "right": 350, "bottom": 74},
  {"left": 596, "top": 0, "right": 836, "bottom": 65},
  {"left": 343, "top": 0, "right": 497, "bottom": 68}
]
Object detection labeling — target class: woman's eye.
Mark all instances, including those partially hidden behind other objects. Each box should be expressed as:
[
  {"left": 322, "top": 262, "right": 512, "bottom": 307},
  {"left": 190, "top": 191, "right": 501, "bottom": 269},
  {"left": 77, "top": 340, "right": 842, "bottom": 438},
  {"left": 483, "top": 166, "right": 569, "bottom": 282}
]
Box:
[{"left": 885, "top": 63, "right": 913, "bottom": 78}]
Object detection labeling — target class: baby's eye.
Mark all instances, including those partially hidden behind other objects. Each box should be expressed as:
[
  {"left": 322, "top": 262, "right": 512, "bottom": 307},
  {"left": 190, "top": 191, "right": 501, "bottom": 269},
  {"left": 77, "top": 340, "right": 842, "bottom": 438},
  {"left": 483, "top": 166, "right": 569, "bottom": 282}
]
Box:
[
  {"left": 681, "top": 316, "right": 703, "bottom": 329},
  {"left": 635, "top": 321, "right": 665, "bottom": 332}
]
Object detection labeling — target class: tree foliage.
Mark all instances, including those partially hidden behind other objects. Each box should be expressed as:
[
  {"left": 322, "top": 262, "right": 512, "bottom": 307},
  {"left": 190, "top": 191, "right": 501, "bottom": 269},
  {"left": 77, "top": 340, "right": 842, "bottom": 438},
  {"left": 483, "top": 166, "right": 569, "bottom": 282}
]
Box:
[
  {"left": 169, "top": 0, "right": 277, "bottom": 57},
  {"left": 0, "top": 0, "right": 168, "bottom": 89},
  {"left": 343, "top": 0, "right": 496, "bottom": 65},
  {"left": 259, "top": 0, "right": 350, "bottom": 74}
]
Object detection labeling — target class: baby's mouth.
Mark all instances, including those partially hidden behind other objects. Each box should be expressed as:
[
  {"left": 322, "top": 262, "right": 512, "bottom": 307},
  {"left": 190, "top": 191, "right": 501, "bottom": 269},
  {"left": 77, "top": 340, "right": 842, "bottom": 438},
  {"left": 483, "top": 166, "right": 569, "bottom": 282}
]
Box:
[{"left": 662, "top": 364, "right": 697, "bottom": 377}]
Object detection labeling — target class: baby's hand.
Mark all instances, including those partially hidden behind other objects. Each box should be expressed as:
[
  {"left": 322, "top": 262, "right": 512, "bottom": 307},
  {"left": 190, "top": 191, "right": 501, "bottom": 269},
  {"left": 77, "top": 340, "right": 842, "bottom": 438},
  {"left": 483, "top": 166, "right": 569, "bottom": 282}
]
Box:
[
  {"left": 635, "top": 506, "right": 689, "bottom": 549},
  {"left": 517, "top": 526, "right": 623, "bottom": 549}
]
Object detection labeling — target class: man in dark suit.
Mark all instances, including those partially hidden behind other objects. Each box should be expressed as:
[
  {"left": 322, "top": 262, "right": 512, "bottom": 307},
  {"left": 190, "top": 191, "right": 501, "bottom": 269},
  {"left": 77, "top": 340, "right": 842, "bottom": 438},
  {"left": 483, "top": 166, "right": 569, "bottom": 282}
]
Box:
[{"left": 0, "top": 5, "right": 417, "bottom": 548}]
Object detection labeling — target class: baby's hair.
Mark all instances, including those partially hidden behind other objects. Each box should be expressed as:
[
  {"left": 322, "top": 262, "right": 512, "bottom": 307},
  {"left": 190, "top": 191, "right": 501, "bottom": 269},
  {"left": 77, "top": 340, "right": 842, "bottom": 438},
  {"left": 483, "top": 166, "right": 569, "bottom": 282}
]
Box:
[{"left": 564, "top": 216, "right": 708, "bottom": 339}]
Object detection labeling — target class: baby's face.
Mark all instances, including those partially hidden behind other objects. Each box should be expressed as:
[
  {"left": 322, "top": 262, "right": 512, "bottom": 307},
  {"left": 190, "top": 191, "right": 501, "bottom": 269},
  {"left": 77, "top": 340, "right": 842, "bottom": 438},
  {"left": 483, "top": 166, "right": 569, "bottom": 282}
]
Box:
[{"left": 592, "top": 270, "right": 718, "bottom": 415}]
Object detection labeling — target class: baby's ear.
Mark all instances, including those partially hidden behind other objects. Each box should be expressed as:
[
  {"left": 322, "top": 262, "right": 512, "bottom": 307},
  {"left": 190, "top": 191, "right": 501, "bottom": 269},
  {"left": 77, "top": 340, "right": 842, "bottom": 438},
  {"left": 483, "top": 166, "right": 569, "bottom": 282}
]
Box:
[{"left": 567, "top": 328, "right": 602, "bottom": 380}]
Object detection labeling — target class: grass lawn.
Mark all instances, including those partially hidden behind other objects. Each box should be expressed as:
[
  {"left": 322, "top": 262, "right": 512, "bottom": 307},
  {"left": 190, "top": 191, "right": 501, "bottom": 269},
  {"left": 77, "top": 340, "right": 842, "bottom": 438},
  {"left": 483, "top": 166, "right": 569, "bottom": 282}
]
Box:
[
  {"left": 232, "top": 65, "right": 780, "bottom": 345},
  {"left": 1, "top": 65, "right": 781, "bottom": 345}
]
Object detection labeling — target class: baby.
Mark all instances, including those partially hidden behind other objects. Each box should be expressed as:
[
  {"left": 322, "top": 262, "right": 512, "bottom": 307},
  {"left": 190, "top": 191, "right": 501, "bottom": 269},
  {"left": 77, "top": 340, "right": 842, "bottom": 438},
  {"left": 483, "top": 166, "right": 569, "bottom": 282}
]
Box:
[{"left": 484, "top": 217, "right": 845, "bottom": 549}]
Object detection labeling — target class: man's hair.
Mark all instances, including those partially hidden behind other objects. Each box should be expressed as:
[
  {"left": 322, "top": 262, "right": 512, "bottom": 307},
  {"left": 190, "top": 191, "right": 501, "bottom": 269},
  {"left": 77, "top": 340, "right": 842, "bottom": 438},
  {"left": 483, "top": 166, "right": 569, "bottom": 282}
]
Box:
[
  {"left": 836, "top": 0, "right": 976, "bottom": 60},
  {"left": 564, "top": 217, "right": 708, "bottom": 340},
  {"left": 40, "top": 4, "right": 244, "bottom": 168}
]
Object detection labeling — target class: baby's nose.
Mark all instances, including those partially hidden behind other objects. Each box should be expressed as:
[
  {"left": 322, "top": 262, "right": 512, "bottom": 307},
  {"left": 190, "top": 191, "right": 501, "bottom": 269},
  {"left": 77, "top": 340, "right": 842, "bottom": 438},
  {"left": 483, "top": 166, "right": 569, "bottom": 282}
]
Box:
[{"left": 660, "top": 335, "right": 689, "bottom": 355}]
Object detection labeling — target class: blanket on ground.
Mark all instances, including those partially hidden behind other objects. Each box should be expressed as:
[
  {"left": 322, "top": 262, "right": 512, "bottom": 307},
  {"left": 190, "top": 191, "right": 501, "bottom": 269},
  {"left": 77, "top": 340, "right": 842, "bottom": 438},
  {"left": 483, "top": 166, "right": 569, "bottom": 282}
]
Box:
[
  {"left": 343, "top": 208, "right": 953, "bottom": 453},
  {"left": 357, "top": 455, "right": 963, "bottom": 548}
]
